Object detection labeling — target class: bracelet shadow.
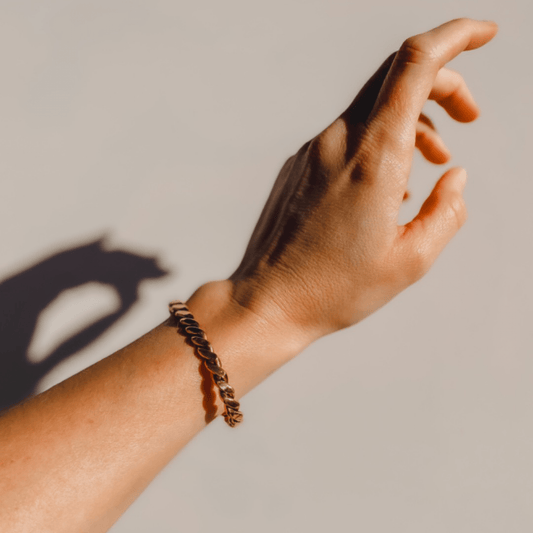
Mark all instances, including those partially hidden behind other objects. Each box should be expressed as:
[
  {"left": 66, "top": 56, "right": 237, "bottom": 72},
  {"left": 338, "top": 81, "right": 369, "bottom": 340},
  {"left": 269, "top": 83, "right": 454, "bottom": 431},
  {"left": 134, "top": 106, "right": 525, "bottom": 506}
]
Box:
[
  {"left": 199, "top": 354, "right": 219, "bottom": 424},
  {"left": 0, "top": 236, "right": 169, "bottom": 413}
]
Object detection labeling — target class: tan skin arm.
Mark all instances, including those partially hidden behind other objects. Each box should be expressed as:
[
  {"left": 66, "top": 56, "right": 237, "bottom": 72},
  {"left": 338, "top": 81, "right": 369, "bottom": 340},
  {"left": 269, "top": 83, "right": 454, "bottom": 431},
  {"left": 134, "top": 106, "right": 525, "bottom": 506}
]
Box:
[{"left": 0, "top": 18, "right": 498, "bottom": 533}]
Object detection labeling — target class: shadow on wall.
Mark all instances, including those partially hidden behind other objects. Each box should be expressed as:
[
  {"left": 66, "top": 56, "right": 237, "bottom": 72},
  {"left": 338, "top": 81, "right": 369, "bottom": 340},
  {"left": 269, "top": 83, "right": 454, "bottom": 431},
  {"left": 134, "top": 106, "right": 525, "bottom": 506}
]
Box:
[{"left": 0, "top": 236, "right": 168, "bottom": 413}]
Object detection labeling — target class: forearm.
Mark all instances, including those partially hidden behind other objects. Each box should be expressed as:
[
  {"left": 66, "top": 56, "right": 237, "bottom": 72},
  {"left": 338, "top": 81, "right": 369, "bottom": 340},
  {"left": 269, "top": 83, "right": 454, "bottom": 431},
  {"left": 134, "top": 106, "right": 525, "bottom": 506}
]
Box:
[{"left": 0, "top": 280, "right": 306, "bottom": 533}]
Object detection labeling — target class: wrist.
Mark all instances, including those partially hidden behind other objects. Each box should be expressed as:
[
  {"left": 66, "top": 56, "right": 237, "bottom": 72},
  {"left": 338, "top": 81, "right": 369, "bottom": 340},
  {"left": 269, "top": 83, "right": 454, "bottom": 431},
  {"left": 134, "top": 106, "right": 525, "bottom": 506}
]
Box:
[{"left": 185, "top": 280, "right": 310, "bottom": 400}]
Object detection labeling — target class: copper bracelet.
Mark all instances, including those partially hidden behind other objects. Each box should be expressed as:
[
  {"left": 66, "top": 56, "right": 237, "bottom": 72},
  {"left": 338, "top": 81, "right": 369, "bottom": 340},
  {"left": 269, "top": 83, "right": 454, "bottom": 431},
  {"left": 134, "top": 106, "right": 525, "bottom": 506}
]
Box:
[{"left": 168, "top": 300, "right": 243, "bottom": 427}]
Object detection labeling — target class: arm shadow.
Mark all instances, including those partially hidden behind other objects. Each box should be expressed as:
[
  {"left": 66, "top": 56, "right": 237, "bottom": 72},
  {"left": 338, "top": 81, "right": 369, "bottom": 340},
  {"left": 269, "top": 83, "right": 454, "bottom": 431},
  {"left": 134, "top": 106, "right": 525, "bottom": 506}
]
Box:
[{"left": 0, "top": 236, "right": 169, "bottom": 413}]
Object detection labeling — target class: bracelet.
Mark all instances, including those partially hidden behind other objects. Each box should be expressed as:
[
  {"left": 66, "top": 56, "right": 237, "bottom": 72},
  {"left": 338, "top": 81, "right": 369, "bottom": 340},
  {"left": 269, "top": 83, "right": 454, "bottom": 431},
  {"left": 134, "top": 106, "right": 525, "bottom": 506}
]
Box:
[{"left": 168, "top": 300, "right": 243, "bottom": 427}]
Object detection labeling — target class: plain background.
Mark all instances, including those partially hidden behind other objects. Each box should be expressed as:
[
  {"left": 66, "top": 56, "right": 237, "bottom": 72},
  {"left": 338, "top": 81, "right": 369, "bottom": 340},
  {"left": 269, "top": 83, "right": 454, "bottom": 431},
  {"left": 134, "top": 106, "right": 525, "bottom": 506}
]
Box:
[{"left": 0, "top": 1, "right": 531, "bottom": 532}]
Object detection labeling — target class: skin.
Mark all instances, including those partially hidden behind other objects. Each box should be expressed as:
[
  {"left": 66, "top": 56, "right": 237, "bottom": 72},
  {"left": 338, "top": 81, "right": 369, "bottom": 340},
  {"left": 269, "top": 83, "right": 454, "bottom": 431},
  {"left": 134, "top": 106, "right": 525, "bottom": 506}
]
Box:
[{"left": 0, "top": 18, "right": 498, "bottom": 533}]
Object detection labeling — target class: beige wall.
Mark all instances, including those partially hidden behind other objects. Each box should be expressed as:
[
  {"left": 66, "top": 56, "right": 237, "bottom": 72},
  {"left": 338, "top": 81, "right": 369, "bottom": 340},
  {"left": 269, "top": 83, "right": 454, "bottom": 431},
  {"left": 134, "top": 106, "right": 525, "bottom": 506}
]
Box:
[{"left": 1, "top": 1, "right": 531, "bottom": 532}]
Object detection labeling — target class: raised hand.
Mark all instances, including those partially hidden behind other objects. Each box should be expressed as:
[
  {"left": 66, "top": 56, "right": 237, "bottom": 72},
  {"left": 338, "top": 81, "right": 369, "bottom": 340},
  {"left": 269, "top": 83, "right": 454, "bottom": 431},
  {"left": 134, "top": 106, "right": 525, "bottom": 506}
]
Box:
[{"left": 228, "top": 18, "right": 498, "bottom": 342}]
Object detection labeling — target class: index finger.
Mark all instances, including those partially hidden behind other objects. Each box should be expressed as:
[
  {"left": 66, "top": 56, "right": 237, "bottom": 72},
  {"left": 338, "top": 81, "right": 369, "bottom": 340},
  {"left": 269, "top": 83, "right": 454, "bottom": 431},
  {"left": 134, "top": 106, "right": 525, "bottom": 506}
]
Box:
[{"left": 367, "top": 18, "right": 498, "bottom": 153}]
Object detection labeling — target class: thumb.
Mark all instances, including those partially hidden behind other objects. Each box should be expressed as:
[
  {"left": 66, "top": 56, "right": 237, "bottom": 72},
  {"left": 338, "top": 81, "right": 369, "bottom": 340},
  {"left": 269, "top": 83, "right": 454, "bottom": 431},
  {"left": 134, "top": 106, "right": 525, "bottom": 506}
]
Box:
[{"left": 399, "top": 166, "right": 468, "bottom": 281}]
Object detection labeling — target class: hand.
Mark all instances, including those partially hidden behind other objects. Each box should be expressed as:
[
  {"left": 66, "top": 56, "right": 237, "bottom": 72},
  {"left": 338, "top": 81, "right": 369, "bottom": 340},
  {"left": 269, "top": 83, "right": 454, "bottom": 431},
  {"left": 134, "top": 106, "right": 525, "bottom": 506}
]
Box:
[{"left": 228, "top": 18, "right": 498, "bottom": 342}]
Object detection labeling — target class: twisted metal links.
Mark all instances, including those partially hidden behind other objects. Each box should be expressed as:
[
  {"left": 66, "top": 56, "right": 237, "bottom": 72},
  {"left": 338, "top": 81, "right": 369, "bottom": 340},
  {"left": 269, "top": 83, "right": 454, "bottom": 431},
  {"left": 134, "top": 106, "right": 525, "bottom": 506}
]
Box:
[{"left": 168, "top": 300, "right": 243, "bottom": 427}]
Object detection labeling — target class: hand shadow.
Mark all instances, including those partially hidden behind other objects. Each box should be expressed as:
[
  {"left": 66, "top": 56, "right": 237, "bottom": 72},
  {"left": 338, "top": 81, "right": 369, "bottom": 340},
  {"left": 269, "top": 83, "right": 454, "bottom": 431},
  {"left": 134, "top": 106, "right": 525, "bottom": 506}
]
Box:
[{"left": 0, "top": 236, "right": 168, "bottom": 413}]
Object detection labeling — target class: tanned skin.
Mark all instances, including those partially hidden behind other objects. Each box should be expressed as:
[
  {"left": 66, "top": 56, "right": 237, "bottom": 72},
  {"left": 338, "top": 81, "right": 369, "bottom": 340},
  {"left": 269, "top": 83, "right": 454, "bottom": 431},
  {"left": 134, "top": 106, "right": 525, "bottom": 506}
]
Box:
[{"left": 0, "top": 18, "right": 498, "bottom": 533}]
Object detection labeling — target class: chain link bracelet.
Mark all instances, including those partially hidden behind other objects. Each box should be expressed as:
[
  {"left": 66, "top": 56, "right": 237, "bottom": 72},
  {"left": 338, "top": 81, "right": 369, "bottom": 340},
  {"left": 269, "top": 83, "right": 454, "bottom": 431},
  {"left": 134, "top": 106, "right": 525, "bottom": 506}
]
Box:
[{"left": 168, "top": 300, "right": 243, "bottom": 427}]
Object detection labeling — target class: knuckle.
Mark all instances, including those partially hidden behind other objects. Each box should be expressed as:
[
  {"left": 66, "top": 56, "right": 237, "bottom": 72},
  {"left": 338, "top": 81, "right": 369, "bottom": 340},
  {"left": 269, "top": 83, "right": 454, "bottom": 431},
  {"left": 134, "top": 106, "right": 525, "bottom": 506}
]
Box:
[
  {"left": 313, "top": 118, "right": 349, "bottom": 169},
  {"left": 398, "top": 35, "right": 437, "bottom": 65},
  {"left": 451, "top": 17, "right": 472, "bottom": 30},
  {"left": 409, "top": 245, "right": 433, "bottom": 282},
  {"left": 278, "top": 153, "right": 298, "bottom": 176},
  {"left": 392, "top": 238, "right": 431, "bottom": 286}
]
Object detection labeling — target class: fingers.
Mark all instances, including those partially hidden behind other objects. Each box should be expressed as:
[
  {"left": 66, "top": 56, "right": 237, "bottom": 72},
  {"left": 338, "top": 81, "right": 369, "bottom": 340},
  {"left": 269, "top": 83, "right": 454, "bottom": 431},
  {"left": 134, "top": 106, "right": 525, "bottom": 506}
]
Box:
[
  {"left": 397, "top": 167, "right": 468, "bottom": 281},
  {"left": 415, "top": 64, "right": 480, "bottom": 162},
  {"left": 322, "top": 20, "right": 492, "bottom": 177},
  {"left": 430, "top": 67, "right": 480, "bottom": 122},
  {"left": 337, "top": 66, "right": 477, "bottom": 167},
  {"left": 416, "top": 113, "right": 450, "bottom": 164},
  {"left": 368, "top": 18, "right": 498, "bottom": 152}
]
